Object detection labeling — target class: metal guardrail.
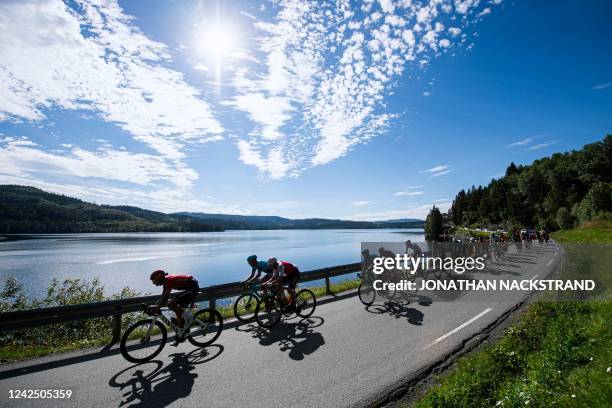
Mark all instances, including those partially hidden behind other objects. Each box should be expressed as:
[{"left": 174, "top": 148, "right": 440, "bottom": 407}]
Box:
[{"left": 0, "top": 262, "right": 361, "bottom": 341}]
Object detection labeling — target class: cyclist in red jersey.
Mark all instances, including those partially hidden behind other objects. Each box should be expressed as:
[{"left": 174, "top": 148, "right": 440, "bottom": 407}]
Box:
[
  {"left": 150, "top": 270, "right": 199, "bottom": 334},
  {"left": 267, "top": 258, "right": 300, "bottom": 306}
]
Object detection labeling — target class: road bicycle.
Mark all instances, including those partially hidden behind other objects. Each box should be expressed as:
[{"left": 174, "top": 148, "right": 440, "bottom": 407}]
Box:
[
  {"left": 233, "top": 282, "right": 262, "bottom": 322},
  {"left": 357, "top": 270, "right": 421, "bottom": 306},
  {"left": 120, "top": 304, "right": 223, "bottom": 363},
  {"left": 254, "top": 284, "right": 316, "bottom": 327}
]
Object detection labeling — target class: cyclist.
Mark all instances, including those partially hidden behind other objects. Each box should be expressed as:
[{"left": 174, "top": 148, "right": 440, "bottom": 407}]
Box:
[
  {"left": 244, "top": 255, "right": 273, "bottom": 286},
  {"left": 405, "top": 240, "right": 423, "bottom": 257},
  {"left": 267, "top": 258, "right": 300, "bottom": 307},
  {"left": 150, "top": 269, "right": 199, "bottom": 345}
]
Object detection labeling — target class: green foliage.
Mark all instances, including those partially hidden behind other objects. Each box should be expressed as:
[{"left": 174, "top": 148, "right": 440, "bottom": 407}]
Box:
[
  {"left": 449, "top": 135, "right": 612, "bottom": 230},
  {"left": 415, "top": 300, "right": 611, "bottom": 408},
  {"left": 556, "top": 207, "right": 575, "bottom": 229},
  {"left": 414, "top": 228, "right": 612, "bottom": 407},
  {"left": 0, "top": 277, "right": 139, "bottom": 361},
  {"left": 0, "top": 185, "right": 223, "bottom": 233},
  {"left": 426, "top": 206, "right": 444, "bottom": 242}
]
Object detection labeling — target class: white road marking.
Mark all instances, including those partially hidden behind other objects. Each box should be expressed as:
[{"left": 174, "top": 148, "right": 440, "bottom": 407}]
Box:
[
  {"left": 554, "top": 252, "right": 558, "bottom": 256},
  {"left": 423, "top": 308, "right": 493, "bottom": 350},
  {"left": 531, "top": 274, "right": 539, "bottom": 280},
  {"left": 546, "top": 259, "right": 553, "bottom": 267}
]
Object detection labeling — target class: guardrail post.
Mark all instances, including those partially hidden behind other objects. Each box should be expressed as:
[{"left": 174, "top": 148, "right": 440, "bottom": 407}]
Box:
[
  {"left": 111, "top": 314, "right": 122, "bottom": 343},
  {"left": 325, "top": 271, "right": 331, "bottom": 295},
  {"left": 209, "top": 298, "right": 216, "bottom": 323}
]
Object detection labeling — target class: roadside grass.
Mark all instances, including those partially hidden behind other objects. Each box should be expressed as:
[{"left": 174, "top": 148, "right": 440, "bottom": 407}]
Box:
[{"left": 411, "top": 223, "right": 611, "bottom": 407}]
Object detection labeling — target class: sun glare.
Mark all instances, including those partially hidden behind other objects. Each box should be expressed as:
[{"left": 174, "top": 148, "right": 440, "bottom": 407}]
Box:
[
  {"left": 196, "top": 21, "right": 238, "bottom": 84},
  {"left": 201, "top": 24, "right": 235, "bottom": 58}
]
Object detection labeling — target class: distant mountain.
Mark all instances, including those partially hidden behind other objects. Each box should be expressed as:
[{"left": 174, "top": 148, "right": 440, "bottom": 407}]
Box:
[
  {"left": 177, "top": 212, "right": 425, "bottom": 229},
  {"left": 0, "top": 185, "right": 424, "bottom": 233},
  {"left": 0, "top": 185, "right": 222, "bottom": 233},
  {"left": 376, "top": 218, "right": 423, "bottom": 223}
]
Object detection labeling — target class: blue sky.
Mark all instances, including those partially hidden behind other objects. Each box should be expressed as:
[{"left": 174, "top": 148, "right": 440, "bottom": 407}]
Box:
[{"left": 0, "top": 0, "right": 610, "bottom": 220}]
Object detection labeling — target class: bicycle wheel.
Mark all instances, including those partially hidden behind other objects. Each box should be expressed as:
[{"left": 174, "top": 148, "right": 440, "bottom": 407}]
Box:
[
  {"left": 255, "top": 296, "right": 282, "bottom": 327},
  {"left": 120, "top": 319, "right": 167, "bottom": 364},
  {"left": 188, "top": 309, "right": 223, "bottom": 347},
  {"left": 234, "top": 293, "right": 259, "bottom": 322},
  {"left": 358, "top": 281, "right": 375, "bottom": 306},
  {"left": 295, "top": 289, "right": 316, "bottom": 318}
]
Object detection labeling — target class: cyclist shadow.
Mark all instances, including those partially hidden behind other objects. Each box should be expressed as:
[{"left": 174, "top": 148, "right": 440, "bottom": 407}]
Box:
[
  {"left": 246, "top": 317, "right": 325, "bottom": 360},
  {"left": 366, "top": 303, "right": 425, "bottom": 326},
  {"left": 108, "top": 345, "right": 223, "bottom": 408}
]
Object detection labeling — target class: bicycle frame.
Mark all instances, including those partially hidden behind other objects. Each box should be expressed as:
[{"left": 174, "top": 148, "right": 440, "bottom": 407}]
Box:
[{"left": 143, "top": 307, "right": 203, "bottom": 339}]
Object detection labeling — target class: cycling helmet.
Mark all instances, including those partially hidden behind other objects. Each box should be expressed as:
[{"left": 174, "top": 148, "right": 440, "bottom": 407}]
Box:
[
  {"left": 247, "top": 255, "right": 257, "bottom": 264},
  {"left": 150, "top": 269, "right": 166, "bottom": 281},
  {"left": 267, "top": 257, "right": 278, "bottom": 266}
]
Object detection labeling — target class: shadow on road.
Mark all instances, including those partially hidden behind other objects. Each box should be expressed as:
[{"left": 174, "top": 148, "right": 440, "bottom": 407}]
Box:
[
  {"left": 240, "top": 317, "right": 325, "bottom": 360},
  {"left": 365, "top": 302, "right": 426, "bottom": 325},
  {"left": 108, "top": 345, "right": 223, "bottom": 408}
]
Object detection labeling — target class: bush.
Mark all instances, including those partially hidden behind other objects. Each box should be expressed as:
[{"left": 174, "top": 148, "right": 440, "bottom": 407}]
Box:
[
  {"left": 556, "top": 207, "right": 575, "bottom": 229},
  {"left": 0, "top": 277, "right": 139, "bottom": 360}
]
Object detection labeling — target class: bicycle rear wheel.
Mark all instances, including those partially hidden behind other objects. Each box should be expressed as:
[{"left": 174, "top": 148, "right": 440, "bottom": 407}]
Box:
[
  {"left": 234, "top": 293, "right": 258, "bottom": 322},
  {"left": 120, "top": 319, "right": 167, "bottom": 364},
  {"left": 188, "top": 309, "right": 223, "bottom": 347},
  {"left": 295, "top": 289, "right": 316, "bottom": 318},
  {"left": 358, "top": 281, "right": 376, "bottom": 306},
  {"left": 255, "top": 297, "right": 282, "bottom": 327}
]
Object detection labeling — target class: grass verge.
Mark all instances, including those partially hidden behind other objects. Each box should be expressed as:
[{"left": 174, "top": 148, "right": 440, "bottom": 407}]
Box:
[{"left": 410, "top": 224, "right": 611, "bottom": 407}]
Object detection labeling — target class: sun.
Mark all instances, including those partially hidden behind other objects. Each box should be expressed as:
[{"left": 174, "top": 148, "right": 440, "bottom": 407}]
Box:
[{"left": 201, "top": 24, "right": 236, "bottom": 59}]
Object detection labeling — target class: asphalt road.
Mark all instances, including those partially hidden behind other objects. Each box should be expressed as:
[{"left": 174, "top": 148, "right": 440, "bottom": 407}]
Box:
[{"left": 0, "top": 243, "right": 561, "bottom": 408}]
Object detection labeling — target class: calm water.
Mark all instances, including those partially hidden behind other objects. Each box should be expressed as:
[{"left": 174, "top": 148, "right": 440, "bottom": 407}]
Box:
[{"left": 0, "top": 229, "right": 424, "bottom": 298}]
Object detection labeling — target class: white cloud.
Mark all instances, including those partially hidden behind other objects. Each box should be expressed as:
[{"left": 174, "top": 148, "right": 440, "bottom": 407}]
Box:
[
  {"left": 526, "top": 140, "right": 558, "bottom": 151},
  {"left": 394, "top": 191, "right": 425, "bottom": 196},
  {"left": 351, "top": 200, "right": 372, "bottom": 207},
  {"left": 0, "top": 0, "right": 222, "bottom": 177},
  {"left": 477, "top": 7, "right": 492, "bottom": 17},
  {"left": 507, "top": 137, "right": 534, "bottom": 147},
  {"left": 420, "top": 165, "right": 450, "bottom": 173},
  {"left": 448, "top": 27, "right": 462, "bottom": 37},
  {"left": 430, "top": 170, "right": 450, "bottom": 177},
  {"left": 0, "top": 137, "right": 196, "bottom": 188},
  {"left": 224, "top": 0, "right": 498, "bottom": 178},
  {"left": 592, "top": 82, "right": 611, "bottom": 90},
  {"left": 349, "top": 202, "right": 452, "bottom": 221}
]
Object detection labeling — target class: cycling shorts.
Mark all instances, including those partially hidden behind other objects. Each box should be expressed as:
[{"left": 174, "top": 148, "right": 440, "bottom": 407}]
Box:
[
  {"left": 281, "top": 269, "right": 300, "bottom": 288},
  {"left": 172, "top": 280, "right": 199, "bottom": 307}
]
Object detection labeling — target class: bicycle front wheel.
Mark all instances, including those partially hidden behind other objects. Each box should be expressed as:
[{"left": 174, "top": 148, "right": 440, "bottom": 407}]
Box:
[
  {"left": 120, "top": 319, "right": 167, "bottom": 364},
  {"left": 295, "top": 289, "right": 316, "bottom": 318},
  {"left": 234, "top": 293, "right": 258, "bottom": 322},
  {"left": 358, "top": 281, "right": 376, "bottom": 305},
  {"left": 188, "top": 309, "right": 223, "bottom": 347},
  {"left": 255, "top": 297, "right": 282, "bottom": 327}
]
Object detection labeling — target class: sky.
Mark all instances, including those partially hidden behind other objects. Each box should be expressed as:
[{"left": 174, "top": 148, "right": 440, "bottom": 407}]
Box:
[{"left": 0, "top": 0, "right": 610, "bottom": 220}]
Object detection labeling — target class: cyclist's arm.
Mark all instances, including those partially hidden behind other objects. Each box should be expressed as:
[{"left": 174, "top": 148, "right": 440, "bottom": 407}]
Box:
[
  {"left": 155, "top": 287, "right": 171, "bottom": 308},
  {"left": 244, "top": 268, "right": 258, "bottom": 283}
]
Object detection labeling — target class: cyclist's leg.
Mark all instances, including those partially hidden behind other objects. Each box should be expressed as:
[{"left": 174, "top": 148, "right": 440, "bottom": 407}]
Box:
[
  {"left": 168, "top": 295, "right": 185, "bottom": 326},
  {"left": 287, "top": 271, "right": 300, "bottom": 304}
]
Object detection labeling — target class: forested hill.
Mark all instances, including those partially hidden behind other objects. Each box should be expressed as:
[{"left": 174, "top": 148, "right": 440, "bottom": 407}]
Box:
[
  {"left": 449, "top": 135, "right": 612, "bottom": 230},
  {"left": 0, "top": 186, "right": 224, "bottom": 233},
  {"left": 0, "top": 186, "right": 424, "bottom": 233}
]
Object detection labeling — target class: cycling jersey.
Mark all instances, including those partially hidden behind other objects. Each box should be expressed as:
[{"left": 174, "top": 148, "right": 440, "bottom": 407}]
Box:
[
  {"left": 164, "top": 275, "right": 197, "bottom": 291},
  {"left": 252, "top": 260, "right": 272, "bottom": 275},
  {"left": 276, "top": 261, "right": 298, "bottom": 278}
]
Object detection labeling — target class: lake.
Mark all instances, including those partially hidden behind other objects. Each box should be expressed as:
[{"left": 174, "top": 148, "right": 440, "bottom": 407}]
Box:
[{"left": 0, "top": 229, "right": 424, "bottom": 299}]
